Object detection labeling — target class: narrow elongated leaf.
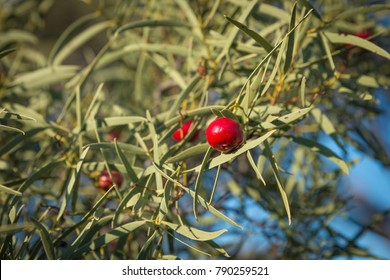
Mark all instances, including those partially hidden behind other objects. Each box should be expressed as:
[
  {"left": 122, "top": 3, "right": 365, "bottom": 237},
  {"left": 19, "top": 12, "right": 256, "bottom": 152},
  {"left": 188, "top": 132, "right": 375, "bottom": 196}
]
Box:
[
  {"left": 324, "top": 32, "right": 390, "bottom": 60},
  {"left": 284, "top": 3, "right": 297, "bottom": 73},
  {"left": 81, "top": 116, "right": 146, "bottom": 132},
  {"left": 286, "top": 135, "right": 349, "bottom": 174},
  {"left": 166, "top": 143, "right": 209, "bottom": 163},
  {"left": 0, "top": 48, "right": 17, "bottom": 59},
  {"left": 217, "top": 0, "right": 258, "bottom": 61},
  {"left": 193, "top": 147, "right": 213, "bottom": 220},
  {"left": 246, "top": 151, "right": 266, "bottom": 186},
  {"left": 320, "top": 32, "right": 336, "bottom": 71},
  {"left": 167, "top": 76, "right": 202, "bottom": 119},
  {"left": 0, "top": 30, "right": 37, "bottom": 47},
  {"left": 97, "top": 44, "right": 192, "bottom": 69},
  {"left": 10, "top": 160, "right": 64, "bottom": 207},
  {"left": 0, "top": 184, "right": 22, "bottom": 196},
  {"left": 0, "top": 223, "right": 31, "bottom": 235},
  {"left": 85, "top": 142, "right": 146, "bottom": 156},
  {"left": 261, "top": 107, "right": 312, "bottom": 129},
  {"left": 10, "top": 65, "right": 80, "bottom": 90},
  {"left": 116, "top": 19, "right": 190, "bottom": 34},
  {"left": 57, "top": 147, "right": 90, "bottom": 221},
  {"left": 53, "top": 20, "right": 114, "bottom": 65},
  {"left": 0, "top": 124, "right": 25, "bottom": 134},
  {"left": 192, "top": 130, "right": 276, "bottom": 172},
  {"left": 151, "top": 53, "right": 187, "bottom": 90},
  {"left": 264, "top": 141, "right": 291, "bottom": 225},
  {"left": 225, "top": 16, "right": 274, "bottom": 55},
  {"left": 30, "top": 218, "right": 55, "bottom": 260},
  {"left": 152, "top": 165, "right": 242, "bottom": 228},
  {"left": 160, "top": 221, "right": 227, "bottom": 241},
  {"left": 332, "top": 4, "right": 390, "bottom": 22},
  {"left": 48, "top": 12, "right": 100, "bottom": 63},
  {"left": 298, "top": 0, "right": 322, "bottom": 21},
  {"left": 72, "top": 221, "right": 146, "bottom": 258},
  {"left": 258, "top": 3, "right": 290, "bottom": 21},
  {"left": 0, "top": 127, "right": 48, "bottom": 157},
  {"left": 114, "top": 140, "right": 139, "bottom": 183}
]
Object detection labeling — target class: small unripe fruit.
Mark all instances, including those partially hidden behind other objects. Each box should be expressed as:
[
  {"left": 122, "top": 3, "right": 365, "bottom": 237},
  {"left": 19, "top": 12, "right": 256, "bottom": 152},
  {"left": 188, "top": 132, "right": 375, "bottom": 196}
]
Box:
[
  {"left": 206, "top": 117, "right": 244, "bottom": 152},
  {"left": 97, "top": 170, "right": 123, "bottom": 191},
  {"left": 172, "top": 121, "right": 199, "bottom": 142}
]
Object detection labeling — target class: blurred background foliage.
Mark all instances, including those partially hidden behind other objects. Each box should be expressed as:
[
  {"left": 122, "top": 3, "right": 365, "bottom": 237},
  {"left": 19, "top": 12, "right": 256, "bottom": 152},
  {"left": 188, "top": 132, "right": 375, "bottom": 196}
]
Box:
[{"left": 1, "top": 0, "right": 390, "bottom": 259}]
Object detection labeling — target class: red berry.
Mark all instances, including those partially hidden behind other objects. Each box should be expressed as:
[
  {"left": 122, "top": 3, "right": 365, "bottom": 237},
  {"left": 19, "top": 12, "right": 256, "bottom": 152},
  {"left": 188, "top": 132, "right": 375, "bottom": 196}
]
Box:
[
  {"left": 107, "top": 128, "right": 121, "bottom": 141},
  {"left": 97, "top": 170, "right": 123, "bottom": 191},
  {"left": 206, "top": 117, "right": 244, "bottom": 152},
  {"left": 172, "top": 121, "right": 199, "bottom": 142}
]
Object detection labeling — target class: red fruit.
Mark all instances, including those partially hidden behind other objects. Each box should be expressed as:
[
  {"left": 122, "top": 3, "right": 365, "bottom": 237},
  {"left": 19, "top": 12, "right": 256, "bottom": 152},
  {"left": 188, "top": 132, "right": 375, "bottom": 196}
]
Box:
[
  {"left": 107, "top": 128, "right": 121, "bottom": 141},
  {"left": 206, "top": 117, "right": 244, "bottom": 152},
  {"left": 97, "top": 170, "right": 123, "bottom": 191},
  {"left": 172, "top": 121, "right": 199, "bottom": 142}
]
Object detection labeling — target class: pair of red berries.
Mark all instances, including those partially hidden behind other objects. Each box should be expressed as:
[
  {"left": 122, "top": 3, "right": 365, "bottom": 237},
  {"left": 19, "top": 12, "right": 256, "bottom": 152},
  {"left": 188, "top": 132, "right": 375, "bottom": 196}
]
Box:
[{"left": 172, "top": 117, "right": 244, "bottom": 153}]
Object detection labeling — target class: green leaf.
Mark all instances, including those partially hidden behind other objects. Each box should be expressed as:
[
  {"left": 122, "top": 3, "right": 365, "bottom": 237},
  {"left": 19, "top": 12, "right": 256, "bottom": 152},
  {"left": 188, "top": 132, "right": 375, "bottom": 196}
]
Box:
[
  {"left": 10, "top": 65, "right": 80, "bottom": 90},
  {"left": 320, "top": 32, "right": 336, "bottom": 71},
  {"left": 85, "top": 142, "right": 146, "bottom": 156},
  {"left": 30, "top": 218, "right": 55, "bottom": 260},
  {"left": 57, "top": 147, "right": 90, "bottom": 221},
  {"left": 261, "top": 107, "right": 312, "bottom": 129},
  {"left": 331, "top": 4, "right": 390, "bottom": 22},
  {"left": 166, "top": 143, "right": 209, "bottom": 163},
  {"left": 0, "top": 29, "right": 37, "bottom": 47},
  {"left": 160, "top": 221, "right": 227, "bottom": 241},
  {"left": 192, "top": 130, "right": 276, "bottom": 173},
  {"left": 217, "top": 0, "right": 258, "bottom": 61},
  {"left": 193, "top": 147, "right": 213, "bottom": 221},
  {"left": 166, "top": 76, "right": 202, "bottom": 119},
  {"left": 97, "top": 43, "right": 193, "bottom": 69},
  {"left": 48, "top": 12, "right": 101, "bottom": 63},
  {"left": 0, "top": 184, "right": 22, "bottom": 196},
  {"left": 0, "top": 127, "right": 48, "bottom": 157},
  {"left": 298, "top": 0, "right": 322, "bottom": 21},
  {"left": 0, "top": 223, "right": 31, "bottom": 235},
  {"left": 224, "top": 16, "right": 274, "bottom": 55},
  {"left": 0, "top": 48, "right": 17, "bottom": 59},
  {"left": 72, "top": 221, "right": 146, "bottom": 258},
  {"left": 53, "top": 20, "right": 114, "bottom": 65},
  {"left": 0, "top": 124, "right": 25, "bottom": 134},
  {"left": 323, "top": 31, "right": 390, "bottom": 60},
  {"left": 81, "top": 116, "right": 146, "bottom": 132},
  {"left": 246, "top": 151, "right": 266, "bottom": 186},
  {"left": 10, "top": 160, "right": 64, "bottom": 207},
  {"left": 264, "top": 141, "right": 291, "bottom": 225},
  {"left": 283, "top": 3, "right": 297, "bottom": 73},
  {"left": 150, "top": 53, "right": 187, "bottom": 90},
  {"left": 286, "top": 135, "right": 349, "bottom": 175},
  {"left": 113, "top": 185, "right": 144, "bottom": 227},
  {"left": 258, "top": 3, "right": 290, "bottom": 21},
  {"left": 151, "top": 166, "right": 242, "bottom": 229},
  {"left": 114, "top": 140, "right": 139, "bottom": 183},
  {"left": 115, "top": 19, "right": 190, "bottom": 34}
]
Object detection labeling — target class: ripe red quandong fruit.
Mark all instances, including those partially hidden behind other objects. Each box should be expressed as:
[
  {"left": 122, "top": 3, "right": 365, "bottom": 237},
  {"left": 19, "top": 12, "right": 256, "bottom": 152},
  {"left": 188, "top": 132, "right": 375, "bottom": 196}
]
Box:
[
  {"left": 172, "top": 121, "right": 200, "bottom": 142},
  {"left": 97, "top": 170, "right": 123, "bottom": 191},
  {"left": 206, "top": 117, "right": 244, "bottom": 152}
]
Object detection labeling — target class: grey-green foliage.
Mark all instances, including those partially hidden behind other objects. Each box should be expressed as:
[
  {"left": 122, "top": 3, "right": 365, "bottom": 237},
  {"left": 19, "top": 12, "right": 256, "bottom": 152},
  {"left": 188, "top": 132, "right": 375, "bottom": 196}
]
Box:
[{"left": 0, "top": 0, "right": 389, "bottom": 260}]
